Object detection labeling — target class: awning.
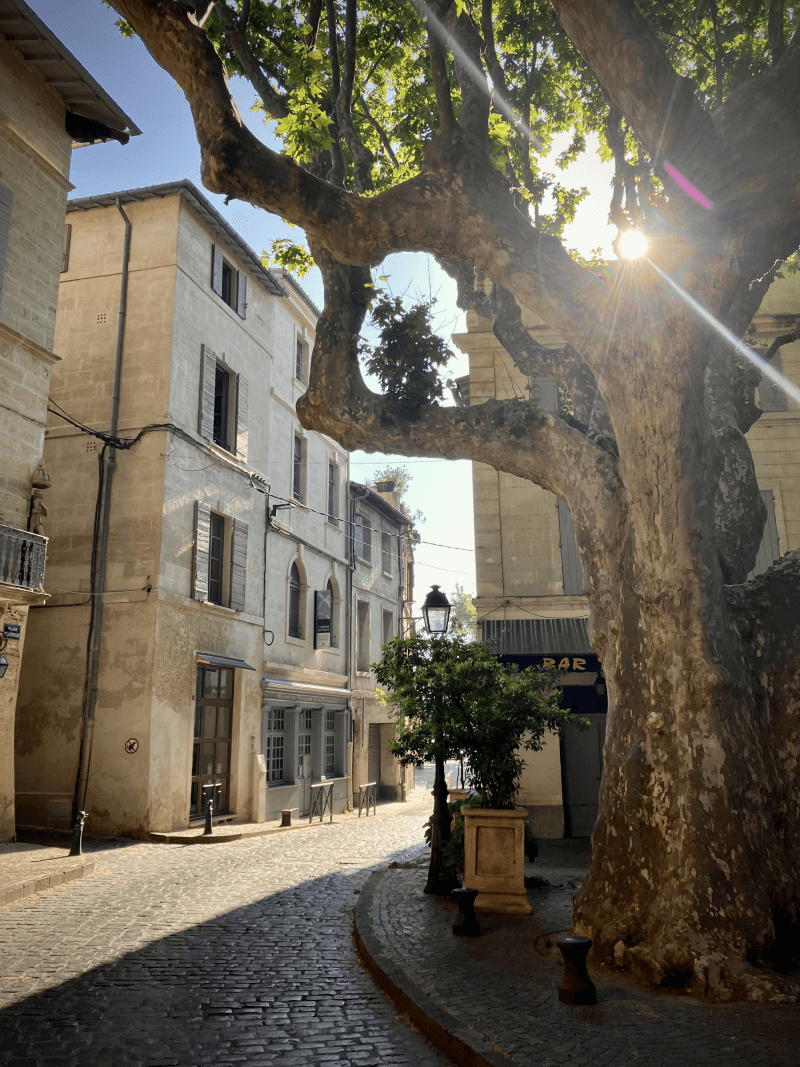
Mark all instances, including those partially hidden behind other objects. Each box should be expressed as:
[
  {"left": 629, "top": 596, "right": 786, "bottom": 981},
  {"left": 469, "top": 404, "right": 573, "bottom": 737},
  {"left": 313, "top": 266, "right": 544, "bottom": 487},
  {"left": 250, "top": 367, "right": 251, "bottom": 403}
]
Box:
[
  {"left": 480, "top": 617, "right": 593, "bottom": 656},
  {"left": 261, "top": 677, "right": 351, "bottom": 707},
  {"left": 197, "top": 652, "right": 256, "bottom": 671}
]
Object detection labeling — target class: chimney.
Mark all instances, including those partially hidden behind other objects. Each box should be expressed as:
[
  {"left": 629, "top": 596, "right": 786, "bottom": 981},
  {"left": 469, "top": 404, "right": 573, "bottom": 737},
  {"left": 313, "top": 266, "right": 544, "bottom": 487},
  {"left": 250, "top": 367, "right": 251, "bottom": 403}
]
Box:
[{"left": 374, "top": 479, "right": 400, "bottom": 511}]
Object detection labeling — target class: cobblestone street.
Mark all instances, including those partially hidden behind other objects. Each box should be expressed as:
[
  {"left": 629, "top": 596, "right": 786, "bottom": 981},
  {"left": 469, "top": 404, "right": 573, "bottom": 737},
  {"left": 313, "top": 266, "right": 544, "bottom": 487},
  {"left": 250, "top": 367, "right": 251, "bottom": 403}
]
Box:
[{"left": 0, "top": 796, "right": 449, "bottom": 1067}]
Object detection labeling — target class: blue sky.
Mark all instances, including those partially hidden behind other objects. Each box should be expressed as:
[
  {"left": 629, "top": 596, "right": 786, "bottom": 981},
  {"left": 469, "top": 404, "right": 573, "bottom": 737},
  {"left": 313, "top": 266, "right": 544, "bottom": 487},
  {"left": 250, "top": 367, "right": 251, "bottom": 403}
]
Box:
[{"left": 29, "top": 1, "right": 615, "bottom": 609}]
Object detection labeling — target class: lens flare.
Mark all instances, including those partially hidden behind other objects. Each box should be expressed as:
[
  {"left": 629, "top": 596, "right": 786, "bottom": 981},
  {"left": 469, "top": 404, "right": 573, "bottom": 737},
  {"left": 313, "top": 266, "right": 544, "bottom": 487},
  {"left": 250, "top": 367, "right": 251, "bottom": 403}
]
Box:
[{"left": 617, "top": 230, "right": 649, "bottom": 260}]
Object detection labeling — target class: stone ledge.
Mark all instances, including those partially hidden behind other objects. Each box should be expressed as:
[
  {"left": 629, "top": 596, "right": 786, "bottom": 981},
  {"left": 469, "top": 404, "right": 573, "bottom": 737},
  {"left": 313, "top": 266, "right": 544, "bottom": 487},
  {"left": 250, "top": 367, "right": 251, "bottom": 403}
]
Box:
[{"left": 0, "top": 850, "right": 95, "bottom": 907}]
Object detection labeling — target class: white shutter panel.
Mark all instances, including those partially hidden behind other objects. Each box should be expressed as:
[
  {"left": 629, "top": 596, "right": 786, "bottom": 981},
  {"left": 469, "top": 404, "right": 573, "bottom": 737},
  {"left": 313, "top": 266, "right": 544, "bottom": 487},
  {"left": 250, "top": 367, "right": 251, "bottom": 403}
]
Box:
[
  {"left": 0, "top": 184, "right": 13, "bottom": 316},
  {"left": 236, "top": 270, "right": 247, "bottom": 318},
  {"left": 760, "top": 351, "right": 788, "bottom": 412},
  {"left": 193, "top": 502, "right": 212, "bottom": 601},
  {"left": 235, "top": 374, "right": 249, "bottom": 462},
  {"left": 211, "top": 243, "right": 223, "bottom": 296},
  {"left": 229, "top": 519, "right": 248, "bottom": 612},
  {"left": 558, "top": 500, "right": 584, "bottom": 596},
  {"left": 199, "top": 344, "right": 216, "bottom": 439}
]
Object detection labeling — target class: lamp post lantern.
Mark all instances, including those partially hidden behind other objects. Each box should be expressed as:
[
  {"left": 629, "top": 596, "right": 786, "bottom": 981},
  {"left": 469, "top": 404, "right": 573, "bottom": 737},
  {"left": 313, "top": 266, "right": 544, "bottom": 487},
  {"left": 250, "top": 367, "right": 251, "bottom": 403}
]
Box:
[{"left": 421, "top": 585, "right": 457, "bottom": 895}]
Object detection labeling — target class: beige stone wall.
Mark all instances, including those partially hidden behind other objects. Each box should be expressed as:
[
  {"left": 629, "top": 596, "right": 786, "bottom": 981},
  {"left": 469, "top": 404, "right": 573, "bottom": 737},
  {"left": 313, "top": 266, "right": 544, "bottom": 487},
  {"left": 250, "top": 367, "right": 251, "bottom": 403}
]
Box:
[{"left": 0, "top": 32, "right": 74, "bottom": 840}]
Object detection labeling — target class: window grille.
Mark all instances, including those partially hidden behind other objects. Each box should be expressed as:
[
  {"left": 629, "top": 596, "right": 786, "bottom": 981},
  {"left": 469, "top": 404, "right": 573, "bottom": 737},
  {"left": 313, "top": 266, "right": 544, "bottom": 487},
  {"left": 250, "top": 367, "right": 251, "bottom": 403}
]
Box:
[
  {"left": 264, "top": 707, "right": 285, "bottom": 782},
  {"left": 325, "top": 710, "right": 336, "bottom": 776}
]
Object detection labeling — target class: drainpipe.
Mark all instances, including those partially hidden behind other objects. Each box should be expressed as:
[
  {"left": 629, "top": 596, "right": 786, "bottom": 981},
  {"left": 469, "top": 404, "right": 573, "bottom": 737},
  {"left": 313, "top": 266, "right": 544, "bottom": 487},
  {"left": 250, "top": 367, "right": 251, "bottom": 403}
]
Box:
[
  {"left": 347, "top": 480, "right": 369, "bottom": 809},
  {"left": 74, "top": 199, "right": 131, "bottom": 815}
]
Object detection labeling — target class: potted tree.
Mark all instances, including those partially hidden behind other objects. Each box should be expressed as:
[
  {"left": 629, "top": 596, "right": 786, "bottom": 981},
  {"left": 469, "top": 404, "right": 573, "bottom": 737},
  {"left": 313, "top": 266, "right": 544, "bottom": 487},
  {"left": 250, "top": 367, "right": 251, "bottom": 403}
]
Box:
[{"left": 376, "top": 634, "right": 578, "bottom": 913}]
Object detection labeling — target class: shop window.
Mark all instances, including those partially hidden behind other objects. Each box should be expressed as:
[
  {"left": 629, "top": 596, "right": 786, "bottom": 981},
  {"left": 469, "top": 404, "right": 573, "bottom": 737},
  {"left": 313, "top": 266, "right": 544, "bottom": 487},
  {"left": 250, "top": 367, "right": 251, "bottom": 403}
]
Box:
[{"left": 263, "top": 707, "right": 285, "bottom": 783}]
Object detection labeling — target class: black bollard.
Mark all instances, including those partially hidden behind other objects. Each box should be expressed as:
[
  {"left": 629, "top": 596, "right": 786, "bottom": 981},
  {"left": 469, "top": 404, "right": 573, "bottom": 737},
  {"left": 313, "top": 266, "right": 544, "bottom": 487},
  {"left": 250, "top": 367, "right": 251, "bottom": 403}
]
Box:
[
  {"left": 556, "top": 935, "right": 597, "bottom": 1005},
  {"left": 281, "top": 809, "right": 292, "bottom": 827},
  {"left": 451, "top": 887, "right": 481, "bottom": 937},
  {"left": 69, "top": 811, "right": 87, "bottom": 857},
  {"left": 203, "top": 792, "right": 214, "bottom": 835}
]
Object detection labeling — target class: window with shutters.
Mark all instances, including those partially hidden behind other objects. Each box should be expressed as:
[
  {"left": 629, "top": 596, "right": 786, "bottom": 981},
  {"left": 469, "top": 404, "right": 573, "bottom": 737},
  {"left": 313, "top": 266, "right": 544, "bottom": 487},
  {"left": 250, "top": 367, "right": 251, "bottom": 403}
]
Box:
[
  {"left": 292, "top": 434, "right": 306, "bottom": 502},
  {"left": 357, "top": 601, "right": 370, "bottom": 672},
  {"left": 198, "top": 345, "right": 248, "bottom": 461},
  {"left": 759, "top": 351, "right": 788, "bottom": 412},
  {"left": 295, "top": 335, "right": 308, "bottom": 382},
  {"left": 354, "top": 514, "right": 372, "bottom": 562},
  {"left": 327, "top": 578, "right": 339, "bottom": 648},
  {"left": 382, "top": 610, "right": 394, "bottom": 647},
  {"left": 381, "top": 532, "right": 392, "bottom": 576},
  {"left": 288, "top": 561, "right": 304, "bottom": 638},
  {"left": 192, "top": 502, "right": 248, "bottom": 611},
  {"left": 327, "top": 462, "right": 338, "bottom": 524},
  {"left": 557, "top": 500, "right": 584, "bottom": 596},
  {"left": 263, "top": 707, "right": 285, "bottom": 783},
  {"left": 210, "top": 243, "right": 247, "bottom": 318}
]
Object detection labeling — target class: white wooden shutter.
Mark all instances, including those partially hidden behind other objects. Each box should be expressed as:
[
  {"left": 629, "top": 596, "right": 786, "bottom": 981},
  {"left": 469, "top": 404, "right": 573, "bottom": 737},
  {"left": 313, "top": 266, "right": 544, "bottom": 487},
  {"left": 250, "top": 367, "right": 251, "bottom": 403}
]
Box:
[
  {"left": 211, "top": 243, "right": 223, "bottom": 296},
  {"left": 235, "top": 373, "right": 249, "bottom": 462},
  {"left": 193, "top": 502, "right": 212, "bottom": 601},
  {"left": 236, "top": 271, "right": 247, "bottom": 318},
  {"left": 558, "top": 500, "right": 584, "bottom": 595},
  {"left": 199, "top": 344, "right": 216, "bottom": 439},
  {"left": 0, "top": 184, "right": 13, "bottom": 316},
  {"left": 229, "top": 518, "right": 248, "bottom": 612},
  {"left": 747, "top": 490, "right": 781, "bottom": 579}
]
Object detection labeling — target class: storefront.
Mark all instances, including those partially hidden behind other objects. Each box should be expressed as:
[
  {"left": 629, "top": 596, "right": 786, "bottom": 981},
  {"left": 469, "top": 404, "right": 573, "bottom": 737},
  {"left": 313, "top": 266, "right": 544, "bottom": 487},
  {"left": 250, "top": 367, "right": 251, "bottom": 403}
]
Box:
[{"left": 260, "top": 677, "right": 351, "bottom": 821}]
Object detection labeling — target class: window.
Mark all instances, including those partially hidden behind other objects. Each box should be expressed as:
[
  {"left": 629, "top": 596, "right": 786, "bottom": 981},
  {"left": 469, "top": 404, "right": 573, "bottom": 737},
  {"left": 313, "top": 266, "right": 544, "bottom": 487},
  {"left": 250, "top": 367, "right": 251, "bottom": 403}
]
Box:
[
  {"left": 192, "top": 665, "right": 233, "bottom": 816},
  {"left": 558, "top": 500, "right": 584, "bottom": 596},
  {"left": 292, "top": 434, "right": 306, "bottom": 503},
  {"left": 297, "top": 708, "right": 312, "bottom": 778},
  {"left": 383, "top": 610, "right": 394, "bottom": 647},
  {"left": 263, "top": 707, "right": 285, "bottom": 783},
  {"left": 354, "top": 514, "right": 372, "bottom": 562},
  {"left": 325, "top": 710, "right": 336, "bottom": 776},
  {"left": 295, "top": 337, "right": 305, "bottom": 381},
  {"left": 328, "top": 462, "right": 338, "bottom": 525},
  {"left": 211, "top": 243, "right": 247, "bottom": 318},
  {"left": 759, "top": 351, "right": 788, "bottom": 412},
  {"left": 199, "top": 345, "right": 248, "bottom": 461},
  {"left": 61, "top": 223, "right": 72, "bottom": 273},
  {"left": 382, "top": 532, "right": 393, "bottom": 576},
  {"left": 289, "top": 562, "right": 303, "bottom": 638},
  {"left": 314, "top": 586, "right": 332, "bottom": 649},
  {"left": 357, "top": 601, "right": 370, "bottom": 672},
  {"left": 193, "top": 503, "right": 248, "bottom": 611}
]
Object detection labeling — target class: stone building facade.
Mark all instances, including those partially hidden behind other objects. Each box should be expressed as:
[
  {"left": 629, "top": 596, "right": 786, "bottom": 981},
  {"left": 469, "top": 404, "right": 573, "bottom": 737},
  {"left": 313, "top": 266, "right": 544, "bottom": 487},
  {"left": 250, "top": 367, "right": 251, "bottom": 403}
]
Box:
[
  {"left": 0, "top": 0, "right": 136, "bottom": 840},
  {"left": 15, "top": 181, "right": 354, "bottom": 836},
  {"left": 453, "top": 272, "right": 799, "bottom": 839},
  {"left": 349, "top": 480, "right": 416, "bottom": 806}
]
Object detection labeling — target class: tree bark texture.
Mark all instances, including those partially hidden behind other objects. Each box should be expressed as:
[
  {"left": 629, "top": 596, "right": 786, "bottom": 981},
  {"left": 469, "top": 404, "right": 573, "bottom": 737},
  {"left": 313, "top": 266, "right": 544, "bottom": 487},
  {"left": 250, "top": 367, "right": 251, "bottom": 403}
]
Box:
[{"left": 108, "top": 0, "right": 800, "bottom": 1000}]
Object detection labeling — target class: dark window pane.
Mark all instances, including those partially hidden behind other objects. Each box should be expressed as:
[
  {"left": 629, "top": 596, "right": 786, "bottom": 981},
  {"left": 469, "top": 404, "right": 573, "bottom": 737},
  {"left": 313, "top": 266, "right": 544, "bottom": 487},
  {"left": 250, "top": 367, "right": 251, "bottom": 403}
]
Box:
[
  {"left": 289, "top": 563, "right": 301, "bottom": 637},
  {"left": 209, "top": 514, "right": 225, "bottom": 605},
  {"left": 203, "top": 707, "right": 217, "bottom": 738},
  {"left": 190, "top": 780, "right": 198, "bottom": 815},
  {"left": 215, "top": 742, "right": 229, "bottom": 776},
  {"left": 296, "top": 337, "right": 303, "bottom": 379},
  {"left": 203, "top": 667, "right": 219, "bottom": 698},
  {"left": 217, "top": 707, "right": 231, "bottom": 738},
  {"left": 202, "top": 741, "right": 216, "bottom": 776},
  {"left": 194, "top": 705, "right": 202, "bottom": 739},
  {"left": 218, "top": 669, "right": 232, "bottom": 698},
  {"left": 213, "top": 364, "right": 229, "bottom": 448},
  {"left": 192, "top": 742, "right": 199, "bottom": 778}
]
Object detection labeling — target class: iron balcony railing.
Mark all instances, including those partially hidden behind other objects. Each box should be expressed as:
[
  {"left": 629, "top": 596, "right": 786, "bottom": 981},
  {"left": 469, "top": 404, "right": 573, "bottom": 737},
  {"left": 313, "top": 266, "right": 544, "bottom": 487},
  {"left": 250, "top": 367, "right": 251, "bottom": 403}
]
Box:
[{"left": 0, "top": 524, "right": 47, "bottom": 593}]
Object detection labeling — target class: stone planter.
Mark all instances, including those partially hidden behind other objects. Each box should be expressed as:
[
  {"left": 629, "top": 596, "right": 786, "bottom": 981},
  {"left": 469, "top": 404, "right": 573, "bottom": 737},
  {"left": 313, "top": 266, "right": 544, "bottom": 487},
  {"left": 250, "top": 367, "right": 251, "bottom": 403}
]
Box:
[{"left": 462, "top": 806, "right": 531, "bottom": 915}]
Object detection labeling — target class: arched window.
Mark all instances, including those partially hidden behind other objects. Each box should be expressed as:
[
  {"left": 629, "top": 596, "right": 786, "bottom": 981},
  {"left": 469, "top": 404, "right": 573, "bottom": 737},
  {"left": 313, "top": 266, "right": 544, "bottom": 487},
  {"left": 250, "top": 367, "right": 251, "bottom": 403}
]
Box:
[
  {"left": 327, "top": 578, "right": 337, "bottom": 648},
  {"left": 289, "top": 563, "right": 302, "bottom": 638}
]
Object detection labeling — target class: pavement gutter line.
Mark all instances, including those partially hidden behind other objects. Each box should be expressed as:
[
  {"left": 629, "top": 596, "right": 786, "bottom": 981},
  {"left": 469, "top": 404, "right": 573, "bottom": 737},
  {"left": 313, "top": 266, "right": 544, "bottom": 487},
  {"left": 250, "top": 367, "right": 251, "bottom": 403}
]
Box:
[
  {"left": 1, "top": 860, "right": 96, "bottom": 907},
  {"left": 354, "top": 869, "right": 516, "bottom": 1067}
]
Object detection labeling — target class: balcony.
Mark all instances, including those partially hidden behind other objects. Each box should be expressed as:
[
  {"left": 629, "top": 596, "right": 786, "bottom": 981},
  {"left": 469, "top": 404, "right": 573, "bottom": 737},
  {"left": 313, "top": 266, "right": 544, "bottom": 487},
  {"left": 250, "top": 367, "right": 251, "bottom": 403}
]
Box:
[{"left": 0, "top": 524, "right": 47, "bottom": 594}]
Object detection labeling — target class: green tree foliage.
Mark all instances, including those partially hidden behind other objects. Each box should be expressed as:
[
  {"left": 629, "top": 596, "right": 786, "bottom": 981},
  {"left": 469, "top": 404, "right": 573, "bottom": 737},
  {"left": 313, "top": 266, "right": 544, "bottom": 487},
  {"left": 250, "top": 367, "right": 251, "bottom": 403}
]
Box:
[
  {"left": 375, "top": 634, "right": 578, "bottom": 809},
  {"left": 448, "top": 583, "right": 477, "bottom": 640}
]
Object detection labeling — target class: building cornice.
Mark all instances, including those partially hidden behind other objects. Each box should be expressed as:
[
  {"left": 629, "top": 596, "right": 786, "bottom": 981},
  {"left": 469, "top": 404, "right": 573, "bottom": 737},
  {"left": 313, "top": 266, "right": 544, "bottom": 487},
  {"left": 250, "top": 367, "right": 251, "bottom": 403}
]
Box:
[{"left": 0, "top": 321, "right": 60, "bottom": 365}]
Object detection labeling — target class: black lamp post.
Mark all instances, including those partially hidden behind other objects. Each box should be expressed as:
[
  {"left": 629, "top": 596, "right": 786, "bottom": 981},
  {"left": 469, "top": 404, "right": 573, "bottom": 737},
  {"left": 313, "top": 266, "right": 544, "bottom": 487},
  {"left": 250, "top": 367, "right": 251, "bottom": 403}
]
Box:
[{"left": 421, "top": 585, "right": 457, "bottom": 895}]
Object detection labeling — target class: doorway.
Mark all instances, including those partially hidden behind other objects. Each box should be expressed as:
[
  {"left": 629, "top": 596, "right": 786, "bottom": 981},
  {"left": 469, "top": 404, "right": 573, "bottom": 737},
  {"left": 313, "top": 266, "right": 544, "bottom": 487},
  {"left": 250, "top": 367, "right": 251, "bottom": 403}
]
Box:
[
  {"left": 192, "top": 665, "right": 233, "bottom": 817},
  {"left": 297, "top": 708, "right": 313, "bottom": 816},
  {"left": 561, "top": 712, "right": 606, "bottom": 837}
]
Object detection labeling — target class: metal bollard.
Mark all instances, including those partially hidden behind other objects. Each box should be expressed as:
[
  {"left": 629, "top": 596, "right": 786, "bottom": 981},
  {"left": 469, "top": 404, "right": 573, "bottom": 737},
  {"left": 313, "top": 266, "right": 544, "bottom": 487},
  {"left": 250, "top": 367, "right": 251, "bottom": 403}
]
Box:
[
  {"left": 281, "top": 809, "right": 292, "bottom": 828},
  {"left": 451, "top": 887, "right": 481, "bottom": 937},
  {"left": 69, "top": 811, "right": 87, "bottom": 857},
  {"left": 202, "top": 793, "right": 214, "bottom": 835},
  {"left": 556, "top": 935, "right": 597, "bottom": 1005}
]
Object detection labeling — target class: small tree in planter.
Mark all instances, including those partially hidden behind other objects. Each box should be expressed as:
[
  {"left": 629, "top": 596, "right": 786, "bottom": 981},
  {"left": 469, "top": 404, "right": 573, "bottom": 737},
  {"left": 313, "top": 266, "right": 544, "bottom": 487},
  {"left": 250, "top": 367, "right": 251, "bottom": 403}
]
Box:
[{"left": 375, "top": 634, "right": 578, "bottom": 907}]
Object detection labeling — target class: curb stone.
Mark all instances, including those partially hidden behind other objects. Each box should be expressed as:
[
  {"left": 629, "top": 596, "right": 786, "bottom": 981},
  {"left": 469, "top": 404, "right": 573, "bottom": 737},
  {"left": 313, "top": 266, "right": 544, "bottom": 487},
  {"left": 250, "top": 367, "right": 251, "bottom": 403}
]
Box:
[
  {"left": 0, "top": 858, "right": 95, "bottom": 907},
  {"left": 354, "top": 869, "right": 515, "bottom": 1067}
]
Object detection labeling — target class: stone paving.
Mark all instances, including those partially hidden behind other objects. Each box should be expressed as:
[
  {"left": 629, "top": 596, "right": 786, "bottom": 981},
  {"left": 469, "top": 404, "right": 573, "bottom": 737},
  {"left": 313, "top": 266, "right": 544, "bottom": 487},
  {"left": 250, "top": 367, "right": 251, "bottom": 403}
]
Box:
[
  {"left": 357, "top": 853, "right": 800, "bottom": 1067},
  {"left": 0, "top": 843, "right": 94, "bottom": 906},
  {"left": 0, "top": 793, "right": 449, "bottom": 1067}
]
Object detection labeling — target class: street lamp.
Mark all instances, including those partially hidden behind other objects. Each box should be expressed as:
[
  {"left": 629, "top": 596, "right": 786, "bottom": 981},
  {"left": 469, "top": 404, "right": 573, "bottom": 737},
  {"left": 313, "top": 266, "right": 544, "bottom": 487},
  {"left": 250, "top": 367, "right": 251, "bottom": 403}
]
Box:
[
  {"left": 421, "top": 586, "right": 457, "bottom": 895},
  {"left": 421, "top": 585, "right": 451, "bottom": 635}
]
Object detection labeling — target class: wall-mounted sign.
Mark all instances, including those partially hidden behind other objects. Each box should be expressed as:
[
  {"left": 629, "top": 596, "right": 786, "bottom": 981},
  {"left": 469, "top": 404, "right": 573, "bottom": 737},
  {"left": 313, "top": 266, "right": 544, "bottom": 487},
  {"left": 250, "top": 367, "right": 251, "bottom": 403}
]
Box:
[
  {"left": 314, "top": 589, "right": 332, "bottom": 649},
  {"left": 3, "top": 624, "right": 21, "bottom": 641},
  {"left": 124, "top": 738, "right": 139, "bottom": 754}
]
